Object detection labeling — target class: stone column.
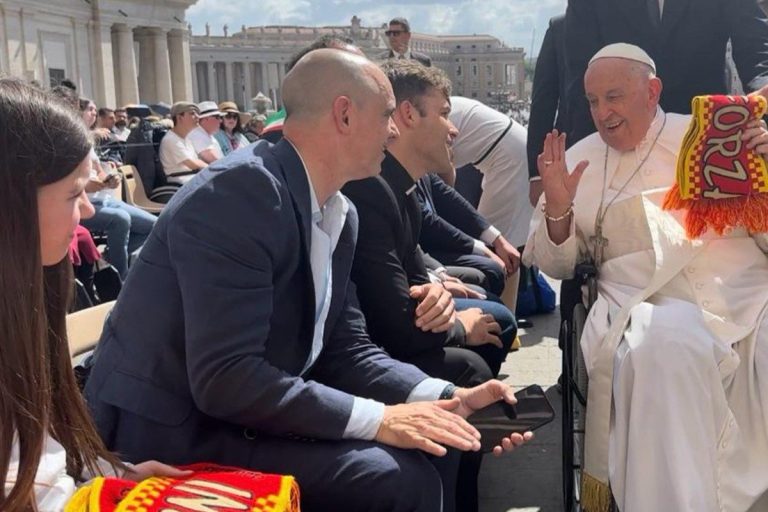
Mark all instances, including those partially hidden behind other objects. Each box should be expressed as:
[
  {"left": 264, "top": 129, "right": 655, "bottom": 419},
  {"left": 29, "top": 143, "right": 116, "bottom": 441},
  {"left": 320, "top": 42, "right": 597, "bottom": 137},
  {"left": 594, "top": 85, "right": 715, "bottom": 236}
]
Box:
[
  {"left": 135, "top": 28, "right": 156, "bottom": 102},
  {"left": 0, "top": 4, "right": 9, "bottom": 74},
  {"left": 111, "top": 24, "right": 139, "bottom": 106},
  {"left": 150, "top": 27, "right": 173, "bottom": 104},
  {"left": 207, "top": 61, "right": 216, "bottom": 100},
  {"left": 3, "top": 6, "right": 33, "bottom": 79},
  {"left": 168, "top": 28, "right": 193, "bottom": 102},
  {"left": 243, "top": 62, "right": 253, "bottom": 110},
  {"left": 225, "top": 61, "right": 235, "bottom": 101},
  {"left": 191, "top": 60, "right": 199, "bottom": 102},
  {"left": 266, "top": 62, "right": 280, "bottom": 108},
  {"left": 91, "top": 20, "right": 117, "bottom": 108}
]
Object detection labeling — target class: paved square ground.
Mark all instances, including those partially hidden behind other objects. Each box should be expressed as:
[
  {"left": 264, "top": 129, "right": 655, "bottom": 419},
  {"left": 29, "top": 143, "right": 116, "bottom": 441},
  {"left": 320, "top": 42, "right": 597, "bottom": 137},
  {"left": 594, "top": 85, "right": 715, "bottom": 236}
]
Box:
[{"left": 479, "top": 280, "right": 563, "bottom": 512}]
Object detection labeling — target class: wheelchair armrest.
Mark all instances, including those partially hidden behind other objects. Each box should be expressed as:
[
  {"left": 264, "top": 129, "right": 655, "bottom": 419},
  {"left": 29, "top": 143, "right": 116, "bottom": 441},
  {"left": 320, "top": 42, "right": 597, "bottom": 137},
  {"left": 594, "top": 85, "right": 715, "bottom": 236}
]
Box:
[{"left": 574, "top": 262, "right": 598, "bottom": 282}]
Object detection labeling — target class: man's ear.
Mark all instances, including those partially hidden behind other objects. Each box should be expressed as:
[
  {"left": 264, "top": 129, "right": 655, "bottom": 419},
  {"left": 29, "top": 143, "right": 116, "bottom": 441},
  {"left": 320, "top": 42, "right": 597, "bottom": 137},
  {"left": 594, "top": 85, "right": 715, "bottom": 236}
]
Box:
[
  {"left": 332, "top": 95, "right": 354, "bottom": 134},
  {"left": 395, "top": 100, "right": 419, "bottom": 130}
]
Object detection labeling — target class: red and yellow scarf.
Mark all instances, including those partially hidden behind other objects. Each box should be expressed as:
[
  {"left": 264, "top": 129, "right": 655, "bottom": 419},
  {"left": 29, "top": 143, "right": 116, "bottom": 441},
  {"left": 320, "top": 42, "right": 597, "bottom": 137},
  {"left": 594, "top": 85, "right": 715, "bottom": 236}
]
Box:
[
  {"left": 663, "top": 94, "right": 768, "bottom": 238},
  {"left": 66, "top": 463, "right": 299, "bottom": 512}
]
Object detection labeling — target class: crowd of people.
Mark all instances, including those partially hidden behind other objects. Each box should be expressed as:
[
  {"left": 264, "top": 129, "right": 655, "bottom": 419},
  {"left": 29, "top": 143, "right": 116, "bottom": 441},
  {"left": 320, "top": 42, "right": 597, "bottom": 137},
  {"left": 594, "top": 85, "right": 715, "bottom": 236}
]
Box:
[{"left": 1, "top": 3, "right": 768, "bottom": 511}]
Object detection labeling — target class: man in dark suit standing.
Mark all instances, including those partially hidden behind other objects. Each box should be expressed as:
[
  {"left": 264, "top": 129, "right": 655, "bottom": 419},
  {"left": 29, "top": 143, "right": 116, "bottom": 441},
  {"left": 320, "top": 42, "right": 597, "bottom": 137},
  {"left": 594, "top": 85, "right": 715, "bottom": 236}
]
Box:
[
  {"left": 84, "top": 49, "right": 531, "bottom": 512},
  {"left": 381, "top": 17, "right": 432, "bottom": 66},
  {"left": 527, "top": 14, "right": 566, "bottom": 207},
  {"left": 564, "top": 0, "right": 768, "bottom": 145}
]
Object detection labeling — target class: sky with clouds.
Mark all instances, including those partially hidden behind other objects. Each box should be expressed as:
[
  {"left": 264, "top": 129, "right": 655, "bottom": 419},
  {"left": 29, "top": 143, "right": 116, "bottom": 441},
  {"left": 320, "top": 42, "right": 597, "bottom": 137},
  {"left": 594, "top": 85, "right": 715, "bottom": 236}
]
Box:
[{"left": 187, "top": 0, "right": 568, "bottom": 58}]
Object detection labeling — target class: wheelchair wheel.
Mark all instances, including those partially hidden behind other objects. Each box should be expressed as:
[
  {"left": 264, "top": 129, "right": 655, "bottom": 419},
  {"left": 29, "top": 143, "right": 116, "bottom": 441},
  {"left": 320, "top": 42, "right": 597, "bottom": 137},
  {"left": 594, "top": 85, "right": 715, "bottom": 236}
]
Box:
[{"left": 562, "top": 303, "right": 589, "bottom": 511}]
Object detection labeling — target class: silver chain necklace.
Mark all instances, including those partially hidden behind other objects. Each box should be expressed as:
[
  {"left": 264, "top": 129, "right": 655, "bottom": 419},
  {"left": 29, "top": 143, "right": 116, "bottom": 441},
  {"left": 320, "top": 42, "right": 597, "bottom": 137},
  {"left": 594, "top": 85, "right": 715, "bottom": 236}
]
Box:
[{"left": 592, "top": 113, "right": 667, "bottom": 267}]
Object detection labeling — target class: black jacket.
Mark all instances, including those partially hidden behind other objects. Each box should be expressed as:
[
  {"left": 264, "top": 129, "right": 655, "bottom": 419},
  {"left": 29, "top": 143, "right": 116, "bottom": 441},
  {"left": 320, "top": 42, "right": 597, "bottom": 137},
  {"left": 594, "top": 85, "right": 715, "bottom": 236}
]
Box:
[
  {"left": 342, "top": 153, "right": 465, "bottom": 358},
  {"left": 527, "top": 15, "right": 567, "bottom": 179}
]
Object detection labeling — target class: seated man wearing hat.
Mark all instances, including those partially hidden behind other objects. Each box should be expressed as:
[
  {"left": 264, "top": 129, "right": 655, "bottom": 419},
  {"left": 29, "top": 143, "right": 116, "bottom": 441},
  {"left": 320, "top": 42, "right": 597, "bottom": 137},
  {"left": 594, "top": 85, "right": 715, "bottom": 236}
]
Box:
[
  {"left": 525, "top": 43, "right": 768, "bottom": 511},
  {"left": 214, "top": 101, "right": 252, "bottom": 156},
  {"left": 159, "top": 101, "right": 208, "bottom": 184},
  {"left": 188, "top": 101, "right": 224, "bottom": 164}
]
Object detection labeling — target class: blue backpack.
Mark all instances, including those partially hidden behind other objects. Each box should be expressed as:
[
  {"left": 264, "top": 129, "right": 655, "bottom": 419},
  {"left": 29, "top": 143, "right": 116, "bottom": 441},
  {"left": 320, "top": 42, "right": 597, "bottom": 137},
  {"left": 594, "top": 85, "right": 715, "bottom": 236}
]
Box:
[{"left": 516, "top": 265, "right": 556, "bottom": 317}]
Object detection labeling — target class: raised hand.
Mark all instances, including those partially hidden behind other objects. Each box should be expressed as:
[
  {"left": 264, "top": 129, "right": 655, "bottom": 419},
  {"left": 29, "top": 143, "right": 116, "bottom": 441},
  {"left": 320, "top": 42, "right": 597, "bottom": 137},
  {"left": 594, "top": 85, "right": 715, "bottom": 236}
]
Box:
[{"left": 537, "top": 130, "right": 589, "bottom": 217}]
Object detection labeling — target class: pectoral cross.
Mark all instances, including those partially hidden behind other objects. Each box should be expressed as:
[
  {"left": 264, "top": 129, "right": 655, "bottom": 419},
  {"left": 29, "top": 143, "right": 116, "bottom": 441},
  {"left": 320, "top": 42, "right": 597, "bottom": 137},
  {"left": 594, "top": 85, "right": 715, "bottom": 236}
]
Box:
[{"left": 590, "top": 224, "right": 609, "bottom": 268}]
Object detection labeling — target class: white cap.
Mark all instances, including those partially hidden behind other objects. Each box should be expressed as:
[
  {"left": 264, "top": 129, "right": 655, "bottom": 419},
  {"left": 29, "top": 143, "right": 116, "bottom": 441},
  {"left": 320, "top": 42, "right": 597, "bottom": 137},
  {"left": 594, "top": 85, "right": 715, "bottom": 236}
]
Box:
[{"left": 588, "top": 43, "right": 656, "bottom": 74}]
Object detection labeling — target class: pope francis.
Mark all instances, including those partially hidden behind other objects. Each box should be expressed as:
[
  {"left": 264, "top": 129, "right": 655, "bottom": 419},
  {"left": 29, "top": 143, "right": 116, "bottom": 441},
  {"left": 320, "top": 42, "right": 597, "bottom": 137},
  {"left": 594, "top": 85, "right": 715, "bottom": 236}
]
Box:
[{"left": 525, "top": 43, "right": 768, "bottom": 511}]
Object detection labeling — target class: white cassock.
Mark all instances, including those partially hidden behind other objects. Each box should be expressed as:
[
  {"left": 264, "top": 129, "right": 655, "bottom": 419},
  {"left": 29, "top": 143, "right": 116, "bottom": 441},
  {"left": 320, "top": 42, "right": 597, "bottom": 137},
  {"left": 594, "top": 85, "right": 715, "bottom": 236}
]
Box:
[
  {"left": 450, "top": 96, "right": 534, "bottom": 248},
  {"left": 524, "top": 107, "right": 768, "bottom": 511}
]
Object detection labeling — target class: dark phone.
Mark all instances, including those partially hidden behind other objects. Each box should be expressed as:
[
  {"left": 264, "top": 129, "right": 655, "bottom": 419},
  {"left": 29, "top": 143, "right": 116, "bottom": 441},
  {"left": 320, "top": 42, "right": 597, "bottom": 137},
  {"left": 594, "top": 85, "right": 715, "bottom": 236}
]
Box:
[
  {"left": 468, "top": 384, "right": 555, "bottom": 452},
  {"left": 101, "top": 172, "right": 119, "bottom": 184}
]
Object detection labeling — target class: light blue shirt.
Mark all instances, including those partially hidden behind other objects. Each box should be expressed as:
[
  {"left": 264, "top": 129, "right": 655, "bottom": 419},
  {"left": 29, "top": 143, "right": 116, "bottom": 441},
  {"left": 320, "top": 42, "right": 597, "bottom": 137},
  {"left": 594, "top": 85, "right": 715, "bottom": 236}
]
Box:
[{"left": 288, "top": 142, "right": 452, "bottom": 440}]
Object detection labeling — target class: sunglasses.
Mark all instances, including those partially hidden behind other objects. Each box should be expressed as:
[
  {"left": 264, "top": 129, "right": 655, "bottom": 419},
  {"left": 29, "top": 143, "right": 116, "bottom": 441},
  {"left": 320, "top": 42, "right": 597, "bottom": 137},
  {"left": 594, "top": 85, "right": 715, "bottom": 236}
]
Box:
[
  {"left": 385, "top": 30, "right": 406, "bottom": 36},
  {"left": 223, "top": 113, "right": 239, "bottom": 120}
]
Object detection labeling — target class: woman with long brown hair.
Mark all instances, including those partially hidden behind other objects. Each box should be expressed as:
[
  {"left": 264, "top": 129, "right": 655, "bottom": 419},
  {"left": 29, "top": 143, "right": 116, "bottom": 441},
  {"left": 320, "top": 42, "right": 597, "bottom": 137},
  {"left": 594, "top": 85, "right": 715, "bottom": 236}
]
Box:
[{"left": 0, "top": 77, "right": 185, "bottom": 510}]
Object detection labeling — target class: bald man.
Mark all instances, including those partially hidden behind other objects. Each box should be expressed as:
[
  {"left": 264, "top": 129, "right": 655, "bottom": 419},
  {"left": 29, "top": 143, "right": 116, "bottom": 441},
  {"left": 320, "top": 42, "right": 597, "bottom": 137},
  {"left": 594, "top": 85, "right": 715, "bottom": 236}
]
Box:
[
  {"left": 526, "top": 43, "right": 768, "bottom": 511},
  {"left": 85, "top": 49, "right": 531, "bottom": 512}
]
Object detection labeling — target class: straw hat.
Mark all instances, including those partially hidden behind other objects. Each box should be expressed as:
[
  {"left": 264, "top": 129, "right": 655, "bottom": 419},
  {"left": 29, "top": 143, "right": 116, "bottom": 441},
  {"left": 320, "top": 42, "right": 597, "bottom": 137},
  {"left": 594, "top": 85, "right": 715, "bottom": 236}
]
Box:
[{"left": 218, "top": 101, "right": 252, "bottom": 124}]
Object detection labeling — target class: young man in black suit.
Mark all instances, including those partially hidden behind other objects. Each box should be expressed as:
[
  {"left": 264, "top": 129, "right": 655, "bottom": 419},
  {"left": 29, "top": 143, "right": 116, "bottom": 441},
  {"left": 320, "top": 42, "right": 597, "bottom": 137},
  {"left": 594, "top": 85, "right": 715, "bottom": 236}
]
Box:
[
  {"left": 84, "top": 49, "right": 531, "bottom": 512},
  {"left": 342, "top": 60, "right": 519, "bottom": 512}
]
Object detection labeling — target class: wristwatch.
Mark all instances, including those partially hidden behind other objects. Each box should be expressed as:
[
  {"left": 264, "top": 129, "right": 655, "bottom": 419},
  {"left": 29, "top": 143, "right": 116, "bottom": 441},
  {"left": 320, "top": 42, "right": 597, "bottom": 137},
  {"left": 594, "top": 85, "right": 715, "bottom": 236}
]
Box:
[{"left": 439, "top": 384, "right": 457, "bottom": 400}]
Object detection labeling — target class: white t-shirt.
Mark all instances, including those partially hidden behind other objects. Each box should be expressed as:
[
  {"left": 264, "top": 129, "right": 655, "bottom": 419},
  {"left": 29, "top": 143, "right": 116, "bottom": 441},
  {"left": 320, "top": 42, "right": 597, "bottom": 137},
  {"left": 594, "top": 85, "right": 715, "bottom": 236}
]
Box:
[
  {"left": 187, "top": 126, "right": 223, "bottom": 160},
  {"left": 159, "top": 130, "right": 199, "bottom": 183},
  {"left": 87, "top": 148, "right": 112, "bottom": 203},
  {"left": 449, "top": 96, "right": 534, "bottom": 247}
]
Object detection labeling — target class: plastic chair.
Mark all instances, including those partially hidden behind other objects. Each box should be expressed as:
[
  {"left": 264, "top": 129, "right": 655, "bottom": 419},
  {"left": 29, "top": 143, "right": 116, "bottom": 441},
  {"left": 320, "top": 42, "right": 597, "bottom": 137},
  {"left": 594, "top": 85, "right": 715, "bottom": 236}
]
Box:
[
  {"left": 118, "top": 165, "right": 165, "bottom": 214},
  {"left": 66, "top": 300, "right": 116, "bottom": 358}
]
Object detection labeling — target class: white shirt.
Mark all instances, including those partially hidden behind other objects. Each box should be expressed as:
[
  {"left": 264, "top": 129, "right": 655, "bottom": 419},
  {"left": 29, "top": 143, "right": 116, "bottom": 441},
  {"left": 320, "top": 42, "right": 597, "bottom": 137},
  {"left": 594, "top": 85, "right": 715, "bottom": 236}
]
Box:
[
  {"left": 5, "top": 434, "right": 120, "bottom": 512},
  {"left": 87, "top": 148, "right": 112, "bottom": 203},
  {"left": 159, "top": 130, "right": 199, "bottom": 182},
  {"left": 287, "top": 141, "right": 451, "bottom": 440},
  {"left": 187, "top": 126, "right": 223, "bottom": 161},
  {"left": 6, "top": 435, "right": 75, "bottom": 511},
  {"left": 450, "top": 96, "right": 534, "bottom": 247},
  {"left": 112, "top": 126, "right": 131, "bottom": 142}
]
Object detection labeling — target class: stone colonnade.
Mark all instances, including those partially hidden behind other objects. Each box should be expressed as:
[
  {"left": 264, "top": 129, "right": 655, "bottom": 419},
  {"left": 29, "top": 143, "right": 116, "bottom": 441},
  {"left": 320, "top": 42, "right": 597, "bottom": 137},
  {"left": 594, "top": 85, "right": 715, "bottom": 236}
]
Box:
[
  {"left": 112, "top": 24, "right": 192, "bottom": 107},
  {"left": 192, "top": 59, "right": 285, "bottom": 111}
]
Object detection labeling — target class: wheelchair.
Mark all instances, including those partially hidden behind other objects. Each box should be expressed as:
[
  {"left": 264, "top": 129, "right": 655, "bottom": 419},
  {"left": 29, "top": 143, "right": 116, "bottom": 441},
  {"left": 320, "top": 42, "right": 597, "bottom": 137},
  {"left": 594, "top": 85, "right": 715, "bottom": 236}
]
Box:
[{"left": 559, "top": 261, "right": 607, "bottom": 512}]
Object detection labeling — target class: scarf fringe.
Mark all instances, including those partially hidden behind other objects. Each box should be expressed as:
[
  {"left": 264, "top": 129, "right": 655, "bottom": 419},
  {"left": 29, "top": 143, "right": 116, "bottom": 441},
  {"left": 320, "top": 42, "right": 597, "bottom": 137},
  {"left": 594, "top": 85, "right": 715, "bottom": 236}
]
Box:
[
  {"left": 663, "top": 182, "right": 768, "bottom": 238},
  {"left": 581, "top": 472, "right": 612, "bottom": 512}
]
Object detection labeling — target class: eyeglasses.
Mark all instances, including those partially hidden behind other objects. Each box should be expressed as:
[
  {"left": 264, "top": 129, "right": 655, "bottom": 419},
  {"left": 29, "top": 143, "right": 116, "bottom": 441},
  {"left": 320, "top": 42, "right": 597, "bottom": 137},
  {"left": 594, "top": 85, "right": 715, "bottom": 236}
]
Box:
[
  {"left": 385, "top": 30, "right": 406, "bottom": 36},
  {"left": 223, "top": 113, "right": 239, "bottom": 120}
]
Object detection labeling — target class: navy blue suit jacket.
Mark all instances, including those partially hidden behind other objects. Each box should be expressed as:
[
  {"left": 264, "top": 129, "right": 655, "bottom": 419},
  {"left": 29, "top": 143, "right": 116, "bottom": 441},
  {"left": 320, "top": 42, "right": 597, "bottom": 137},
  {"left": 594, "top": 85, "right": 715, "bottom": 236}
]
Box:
[{"left": 84, "top": 140, "right": 428, "bottom": 465}]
